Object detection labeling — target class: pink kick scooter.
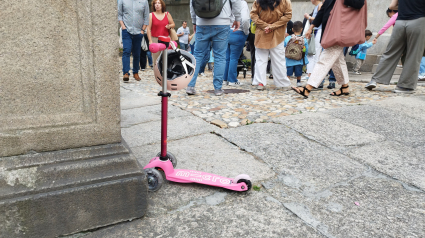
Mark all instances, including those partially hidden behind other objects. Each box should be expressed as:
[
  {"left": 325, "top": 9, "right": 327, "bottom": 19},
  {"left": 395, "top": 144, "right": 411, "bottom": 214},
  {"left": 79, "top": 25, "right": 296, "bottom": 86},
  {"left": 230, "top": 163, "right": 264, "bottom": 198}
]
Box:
[{"left": 143, "top": 36, "right": 252, "bottom": 192}]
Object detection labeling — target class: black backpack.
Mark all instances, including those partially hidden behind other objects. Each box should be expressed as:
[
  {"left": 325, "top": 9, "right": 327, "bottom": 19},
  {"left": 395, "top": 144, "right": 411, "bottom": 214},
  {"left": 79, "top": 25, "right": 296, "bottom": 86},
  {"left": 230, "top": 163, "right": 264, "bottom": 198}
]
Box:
[{"left": 192, "top": 0, "right": 231, "bottom": 19}]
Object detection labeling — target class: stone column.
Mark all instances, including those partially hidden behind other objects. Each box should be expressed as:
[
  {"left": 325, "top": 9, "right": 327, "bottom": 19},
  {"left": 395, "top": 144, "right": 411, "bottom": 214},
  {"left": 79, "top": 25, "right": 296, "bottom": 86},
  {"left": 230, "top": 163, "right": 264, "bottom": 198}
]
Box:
[{"left": 0, "top": 0, "right": 147, "bottom": 237}]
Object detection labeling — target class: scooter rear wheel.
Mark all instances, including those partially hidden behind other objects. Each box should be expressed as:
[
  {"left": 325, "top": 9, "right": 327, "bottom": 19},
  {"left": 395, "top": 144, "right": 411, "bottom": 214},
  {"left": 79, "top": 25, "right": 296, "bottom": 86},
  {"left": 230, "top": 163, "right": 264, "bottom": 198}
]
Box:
[
  {"left": 236, "top": 179, "right": 252, "bottom": 191},
  {"left": 145, "top": 168, "right": 163, "bottom": 192},
  {"left": 156, "top": 151, "right": 177, "bottom": 168},
  {"left": 234, "top": 174, "right": 252, "bottom": 191}
]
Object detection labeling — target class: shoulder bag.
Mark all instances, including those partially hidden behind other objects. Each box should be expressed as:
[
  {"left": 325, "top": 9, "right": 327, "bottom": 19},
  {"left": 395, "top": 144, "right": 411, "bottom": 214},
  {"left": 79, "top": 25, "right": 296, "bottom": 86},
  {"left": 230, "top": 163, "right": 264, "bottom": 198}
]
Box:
[
  {"left": 166, "top": 12, "right": 179, "bottom": 41},
  {"left": 321, "top": 0, "right": 367, "bottom": 49}
]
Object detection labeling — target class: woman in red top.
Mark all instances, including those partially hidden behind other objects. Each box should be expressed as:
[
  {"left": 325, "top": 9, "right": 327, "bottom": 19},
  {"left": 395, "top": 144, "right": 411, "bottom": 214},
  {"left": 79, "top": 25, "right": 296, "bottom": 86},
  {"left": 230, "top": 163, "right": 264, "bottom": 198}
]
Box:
[{"left": 147, "top": 0, "right": 175, "bottom": 65}]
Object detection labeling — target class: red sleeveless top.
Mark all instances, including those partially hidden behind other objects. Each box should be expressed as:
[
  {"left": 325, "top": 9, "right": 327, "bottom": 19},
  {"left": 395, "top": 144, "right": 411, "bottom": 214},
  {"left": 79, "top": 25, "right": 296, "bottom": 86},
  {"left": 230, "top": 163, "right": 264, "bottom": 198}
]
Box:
[{"left": 151, "top": 12, "right": 170, "bottom": 37}]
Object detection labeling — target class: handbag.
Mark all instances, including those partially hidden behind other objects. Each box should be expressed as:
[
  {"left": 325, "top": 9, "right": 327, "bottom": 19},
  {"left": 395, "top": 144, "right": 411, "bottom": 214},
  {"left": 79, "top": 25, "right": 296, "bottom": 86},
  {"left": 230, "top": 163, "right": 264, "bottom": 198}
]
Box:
[
  {"left": 166, "top": 12, "right": 179, "bottom": 41},
  {"left": 321, "top": 0, "right": 367, "bottom": 49},
  {"left": 307, "top": 31, "right": 316, "bottom": 55},
  {"left": 169, "top": 28, "right": 178, "bottom": 41},
  {"left": 141, "top": 35, "right": 148, "bottom": 51}
]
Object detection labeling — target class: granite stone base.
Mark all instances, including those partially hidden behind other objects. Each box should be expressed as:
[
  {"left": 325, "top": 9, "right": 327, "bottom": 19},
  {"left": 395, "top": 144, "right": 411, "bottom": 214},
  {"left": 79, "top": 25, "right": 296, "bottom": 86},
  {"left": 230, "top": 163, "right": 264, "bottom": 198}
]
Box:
[{"left": 0, "top": 141, "right": 147, "bottom": 238}]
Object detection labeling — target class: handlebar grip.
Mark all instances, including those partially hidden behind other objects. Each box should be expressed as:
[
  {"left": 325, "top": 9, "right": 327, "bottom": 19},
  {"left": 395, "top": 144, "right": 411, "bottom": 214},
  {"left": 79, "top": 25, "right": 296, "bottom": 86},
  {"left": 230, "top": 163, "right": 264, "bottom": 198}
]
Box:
[{"left": 149, "top": 43, "right": 166, "bottom": 53}]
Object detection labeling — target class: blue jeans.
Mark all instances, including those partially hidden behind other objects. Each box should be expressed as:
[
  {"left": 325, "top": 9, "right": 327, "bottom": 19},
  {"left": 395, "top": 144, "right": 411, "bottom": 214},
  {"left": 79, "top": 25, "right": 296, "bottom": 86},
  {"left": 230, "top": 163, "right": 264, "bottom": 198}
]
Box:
[
  {"left": 190, "top": 43, "right": 195, "bottom": 54},
  {"left": 122, "top": 29, "right": 143, "bottom": 74},
  {"left": 419, "top": 56, "right": 425, "bottom": 76},
  {"left": 287, "top": 65, "right": 303, "bottom": 77},
  {"left": 180, "top": 42, "right": 189, "bottom": 51},
  {"left": 198, "top": 41, "right": 212, "bottom": 74},
  {"left": 328, "top": 70, "right": 336, "bottom": 82},
  {"left": 188, "top": 25, "right": 230, "bottom": 89},
  {"left": 224, "top": 30, "right": 248, "bottom": 83},
  {"left": 147, "top": 51, "right": 153, "bottom": 66}
]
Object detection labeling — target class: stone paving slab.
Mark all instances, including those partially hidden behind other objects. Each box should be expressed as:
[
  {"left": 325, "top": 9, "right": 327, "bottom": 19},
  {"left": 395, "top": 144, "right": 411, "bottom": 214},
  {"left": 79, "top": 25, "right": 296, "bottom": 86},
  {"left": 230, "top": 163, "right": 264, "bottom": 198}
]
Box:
[
  {"left": 218, "top": 123, "right": 367, "bottom": 192},
  {"left": 121, "top": 104, "right": 193, "bottom": 128},
  {"left": 120, "top": 87, "right": 159, "bottom": 110},
  {"left": 372, "top": 96, "right": 425, "bottom": 121},
  {"left": 82, "top": 192, "right": 322, "bottom": 238},
  {"left": 325, "top": 105, "right": 425, "bottom": 147},
  {"left": 347, "top": 140, "right": 425, "bottom": 191},
  {"left": 131, "top": 133, "right": 276, "bottom": 217},
  {"left": 281, "top": 174, "right": 425, "bottom": 238},
  {"left": 272, "top": 112, "right": 386, "bottom": 150},
  {"left": 121, "top": 115, "right": 218, "bottom": 148}
]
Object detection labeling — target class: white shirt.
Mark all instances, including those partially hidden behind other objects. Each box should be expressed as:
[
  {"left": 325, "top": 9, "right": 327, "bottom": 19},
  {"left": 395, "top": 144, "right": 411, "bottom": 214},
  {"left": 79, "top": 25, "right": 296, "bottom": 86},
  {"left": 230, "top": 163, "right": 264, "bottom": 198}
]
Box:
[{"left": 177, "top": 26, "right": 191, "bottom": 44}]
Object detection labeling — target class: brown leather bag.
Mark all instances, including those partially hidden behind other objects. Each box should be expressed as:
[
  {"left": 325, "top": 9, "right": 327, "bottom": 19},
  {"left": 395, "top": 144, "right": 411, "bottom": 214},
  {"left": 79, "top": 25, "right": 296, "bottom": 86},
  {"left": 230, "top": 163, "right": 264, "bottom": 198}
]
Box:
[{"left": 321, "top": 0, "right": 367, "bottom": 49}]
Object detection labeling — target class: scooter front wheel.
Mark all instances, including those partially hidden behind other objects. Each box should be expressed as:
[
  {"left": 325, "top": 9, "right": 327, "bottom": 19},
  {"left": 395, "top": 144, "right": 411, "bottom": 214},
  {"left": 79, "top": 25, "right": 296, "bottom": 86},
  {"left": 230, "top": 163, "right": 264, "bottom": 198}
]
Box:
[
  {"left": 156, "top": 151, "right": 177, "bottom": 168},
  {"left": 145, "top": 168, "right": 163, "bottom": 192}
]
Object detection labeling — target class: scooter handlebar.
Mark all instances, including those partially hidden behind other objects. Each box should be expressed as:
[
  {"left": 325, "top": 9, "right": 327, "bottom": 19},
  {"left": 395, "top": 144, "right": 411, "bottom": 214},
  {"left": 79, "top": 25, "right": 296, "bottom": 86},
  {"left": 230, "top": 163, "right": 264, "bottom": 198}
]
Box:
[{"left": 149, "top": 41, "right": 178, "bottom": 53}]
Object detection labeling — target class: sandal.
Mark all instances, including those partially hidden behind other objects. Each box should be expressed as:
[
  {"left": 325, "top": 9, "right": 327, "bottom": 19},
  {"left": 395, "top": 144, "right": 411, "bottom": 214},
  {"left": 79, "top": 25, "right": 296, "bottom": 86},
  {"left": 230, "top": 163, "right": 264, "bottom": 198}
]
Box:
[
  {"left": 330, "top": 85, "right": 350, "bottom": 96},
  {"left": 291, "top": 86, "right": 311, "bottom": 99}
]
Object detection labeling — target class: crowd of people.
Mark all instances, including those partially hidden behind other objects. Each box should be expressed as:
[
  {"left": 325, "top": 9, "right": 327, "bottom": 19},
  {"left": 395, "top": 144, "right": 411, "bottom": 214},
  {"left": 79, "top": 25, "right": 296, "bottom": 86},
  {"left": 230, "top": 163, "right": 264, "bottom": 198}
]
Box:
[{"left": 118, "top": 0, "right": 425, "bottom": 97}]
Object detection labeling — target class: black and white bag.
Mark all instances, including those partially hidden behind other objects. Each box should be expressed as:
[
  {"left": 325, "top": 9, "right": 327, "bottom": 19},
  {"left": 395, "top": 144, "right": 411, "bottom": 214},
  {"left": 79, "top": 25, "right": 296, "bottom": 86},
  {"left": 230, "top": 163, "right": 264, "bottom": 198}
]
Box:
[{"left": 192, "top": 0, "right": 230, "bottom": 19}]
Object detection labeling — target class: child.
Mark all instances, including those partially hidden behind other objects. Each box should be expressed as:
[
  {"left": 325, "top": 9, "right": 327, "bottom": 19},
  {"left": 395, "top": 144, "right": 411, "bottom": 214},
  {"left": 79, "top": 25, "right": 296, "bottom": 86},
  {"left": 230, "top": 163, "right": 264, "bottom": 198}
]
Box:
[
  {"left": 353, "top": 30, "right": 376, "bottom": 75},
  {"left": 284, "top": 21, "right": 309, "bottom": 87}
]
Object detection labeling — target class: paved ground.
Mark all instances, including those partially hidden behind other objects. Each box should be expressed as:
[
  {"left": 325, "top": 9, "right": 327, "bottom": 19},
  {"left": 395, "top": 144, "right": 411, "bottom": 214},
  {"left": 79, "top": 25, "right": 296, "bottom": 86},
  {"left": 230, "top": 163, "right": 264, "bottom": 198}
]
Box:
[{"left": 71, "top": 69, "right": 425, "bottom": 238}]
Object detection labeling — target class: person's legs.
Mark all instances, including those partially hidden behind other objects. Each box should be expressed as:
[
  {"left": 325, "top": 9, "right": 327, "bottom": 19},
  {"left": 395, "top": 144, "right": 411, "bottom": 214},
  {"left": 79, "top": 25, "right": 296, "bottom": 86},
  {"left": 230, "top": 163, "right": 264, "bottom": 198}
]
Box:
[
  {"left": 397, "top": 17, "right": 425, "bottom": 90},
  {"left": 354, "top": 59, "right": 364, "bottom": 72},
  {"left": 190, "top": 42, "right": 195, "bottom": 55},
  {"left": 227, "top": 31, "right": 248, "bottom": 83},
  {"left": 212, "top": 25, "right": 231, "bottom": 90},
  {"left": 199, "top": 42, "right": 211, "bottom": 74},
  {"left": 307, "top": 45, "right": 345, "bottom": 88},
  {"left": 131, "top": 33, "right": 143, "bottom": 74},
  {"left": 294, "top": 65, "right": 303, "bottom": 78},
  {"left": 223, "top": 41, "right": 231, "bottom": 83},
  {"left": 253, "top": 48, "right": 269, "bottom": 86},
  {"left": 287, "top": 66, "right": 294, "bottom": 77},
  {"left": 140, "top": 49, "right": 147, "bottom": 70},
  {"left": 248, "top": 33, "right": 256, "bottom": 79},
  {"left": 121, "top": 29, "right": 132, "bottom": 75},
  {"left": 371, "top": 21, "right": 408, "bottom": 85},
  {"left": 327, "top": 69, "right": 336, "bottom": 89},
  {"left": 152, "top": 37, "right": 160, "bottom": 66},
  {"left": 187, "top": 26, "right": 213, "bottom": 89},
  {"left": 294, "top": 65, "right": 303, "bottom": 87},
  {"left": 270, "top": 40, "right": 290, "bottom": 87},
  {"left": 331, "top": 47, "right": 350, "bottom": 87},
  {"left": 419, "top": 56, "right": 425, "bottom": 78},
  {"left": 180, "top": 43, "right": 188, "bottom": 51},
  {"left": 147, "top": 51, "right": 153, "bottom": 67}
]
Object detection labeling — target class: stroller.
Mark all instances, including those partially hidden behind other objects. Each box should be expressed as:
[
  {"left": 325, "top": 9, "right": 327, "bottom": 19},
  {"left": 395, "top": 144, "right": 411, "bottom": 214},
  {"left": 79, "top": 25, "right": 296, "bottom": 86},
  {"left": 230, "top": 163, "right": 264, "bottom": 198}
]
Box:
[{"left": 237, "top": 52, "right": 248, "bottom": 78}]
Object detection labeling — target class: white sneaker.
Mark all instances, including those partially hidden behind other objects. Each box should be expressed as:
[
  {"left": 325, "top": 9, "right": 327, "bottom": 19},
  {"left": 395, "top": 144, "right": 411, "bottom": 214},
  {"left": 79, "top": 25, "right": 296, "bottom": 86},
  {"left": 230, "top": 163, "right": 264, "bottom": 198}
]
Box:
[
  {"left": 419, "top": 74, "right": 425, "bottom": 80},
  {"left": 223, "top": 81, "right": 229, "bottom": 86},
  {"left": 354, "top": 71, "right": 361, "bottom": 75},
  {"left": 199, "top": 72, "right": 206, "bottom": 77},
  {"left": 301, "top": 76, "right": 309, "bottom": 81},
  {"left": 297, "top": 82, "right": 302, "bottom": 87},
  {"left": 228, "top": 81, "right": 243, "bottom": 86}
]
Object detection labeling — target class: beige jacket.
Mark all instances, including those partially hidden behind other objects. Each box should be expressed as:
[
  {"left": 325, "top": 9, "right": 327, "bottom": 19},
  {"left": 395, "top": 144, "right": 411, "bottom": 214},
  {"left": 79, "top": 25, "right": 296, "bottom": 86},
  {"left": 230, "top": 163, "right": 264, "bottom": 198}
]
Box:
[{"left": 250, "top": 0, "right": 292, "bottom": 49}]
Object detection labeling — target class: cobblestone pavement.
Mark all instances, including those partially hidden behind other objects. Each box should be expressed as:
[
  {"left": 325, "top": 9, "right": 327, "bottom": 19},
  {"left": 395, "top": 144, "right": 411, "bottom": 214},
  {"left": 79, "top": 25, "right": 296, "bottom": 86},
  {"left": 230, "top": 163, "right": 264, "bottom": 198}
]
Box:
[{"left": 121, "top": 68, "right": 425, "bottom": 128}]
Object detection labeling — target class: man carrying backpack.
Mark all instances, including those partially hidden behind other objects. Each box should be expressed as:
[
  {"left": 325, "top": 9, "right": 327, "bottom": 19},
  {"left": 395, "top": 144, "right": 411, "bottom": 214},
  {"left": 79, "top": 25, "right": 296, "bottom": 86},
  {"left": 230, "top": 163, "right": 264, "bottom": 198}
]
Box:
[{"left": 186, "top": 0, "right": 241, "bottom": 96}]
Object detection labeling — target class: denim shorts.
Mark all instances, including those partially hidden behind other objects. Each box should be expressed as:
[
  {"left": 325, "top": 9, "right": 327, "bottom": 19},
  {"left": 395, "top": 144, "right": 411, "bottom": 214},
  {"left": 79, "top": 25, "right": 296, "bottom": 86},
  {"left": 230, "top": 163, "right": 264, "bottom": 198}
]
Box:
[{"left": 287, "top": 65, "right": 303, "bottom": 77}]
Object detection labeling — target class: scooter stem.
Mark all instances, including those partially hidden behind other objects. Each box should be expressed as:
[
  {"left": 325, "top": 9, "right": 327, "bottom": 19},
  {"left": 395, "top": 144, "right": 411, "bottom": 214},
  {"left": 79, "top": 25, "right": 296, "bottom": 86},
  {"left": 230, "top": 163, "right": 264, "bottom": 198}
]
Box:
[{"left": 160, "top": 46, "right": 169, "bottom": 159}]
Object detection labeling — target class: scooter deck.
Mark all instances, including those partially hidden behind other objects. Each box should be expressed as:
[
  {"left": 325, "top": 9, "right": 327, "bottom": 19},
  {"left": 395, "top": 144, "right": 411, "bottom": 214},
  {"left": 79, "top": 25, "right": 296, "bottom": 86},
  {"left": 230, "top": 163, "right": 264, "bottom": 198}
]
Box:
[{"left": 144, "top": 158, "right": 248, "bottom": 192}]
